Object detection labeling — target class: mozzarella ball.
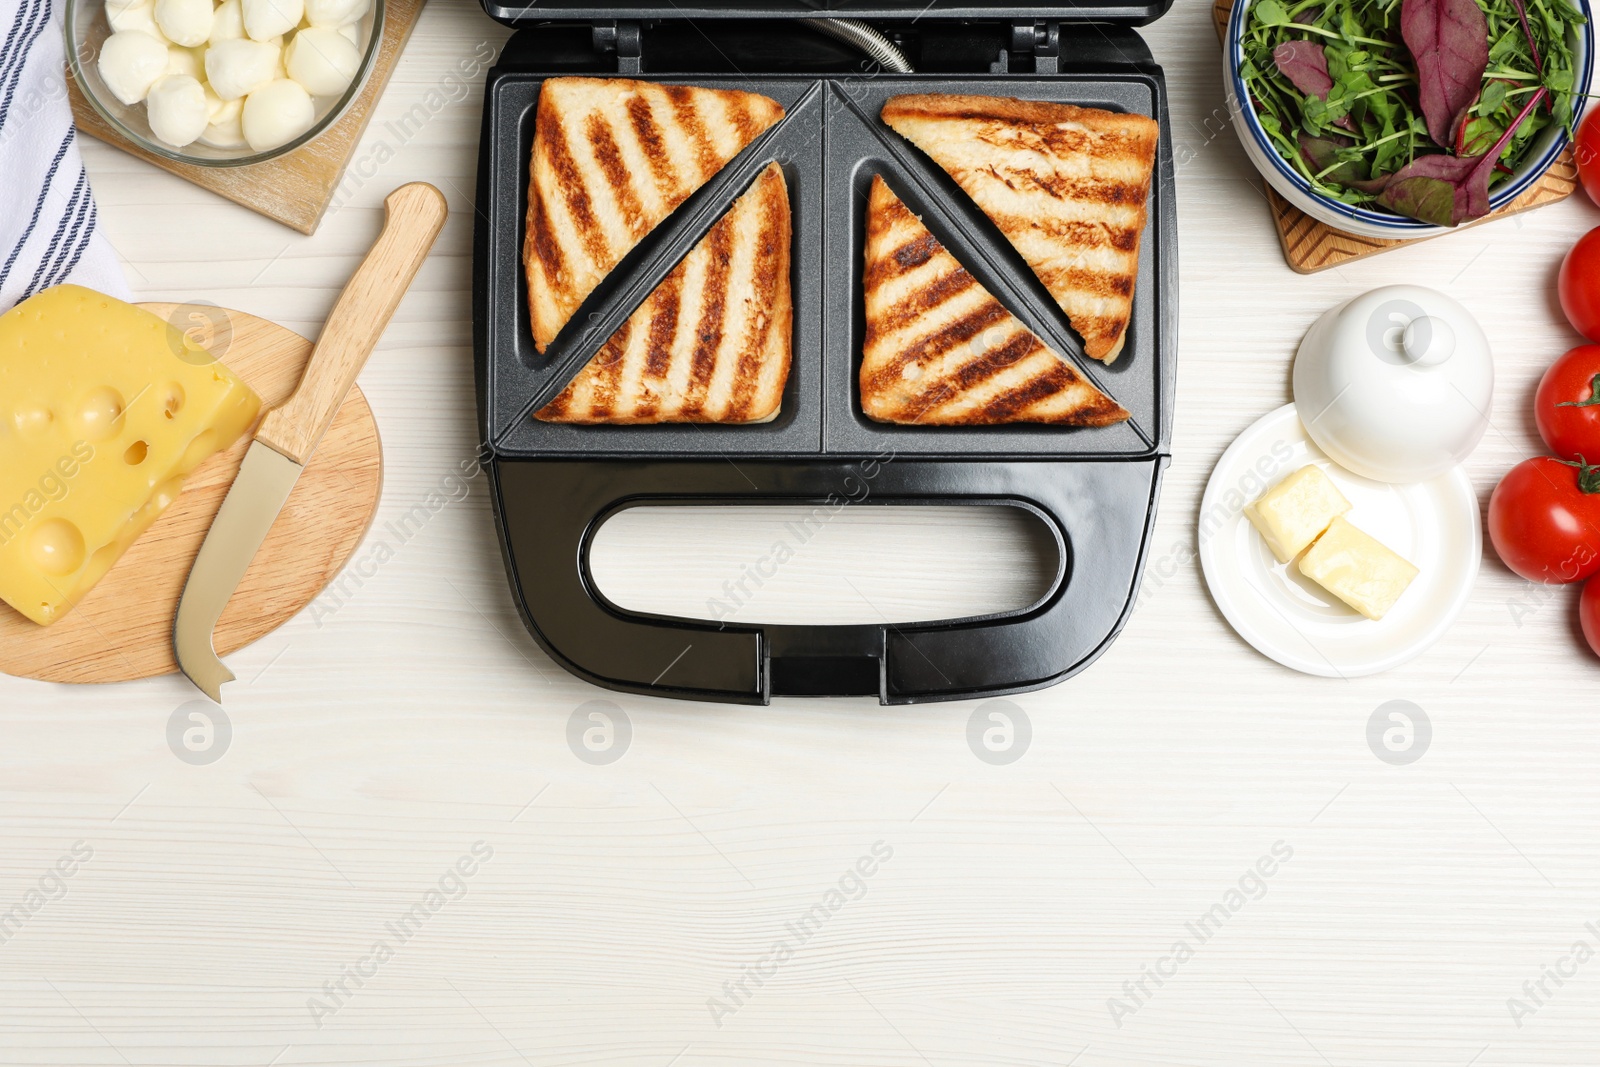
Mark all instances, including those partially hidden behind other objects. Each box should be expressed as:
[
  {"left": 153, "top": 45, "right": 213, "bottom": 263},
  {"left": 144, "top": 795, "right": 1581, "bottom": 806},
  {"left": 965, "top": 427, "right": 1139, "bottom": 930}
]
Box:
[
  {"left": 241, "top": 78, "right": 313, "bottom": 151},
  {"left": 335, "top": 21, "right": 358, "bottom": 46},
  {"left": 145, "top": 73, "right": 208, "bottom": 145},
  {"left": 164, "top": 43, "right": 201, "bottom": 79},
  {"left": 198, "top": 91, "right": 246, "bottom": 145},
  {"left": 153, "top": 0, "right": 211, "bottom": 46},
  {"left": 204, "top": 37, "right": 278, "bottom": 100},
  {"left": 209, "top": 0, "right": 244, "bottom": 42},
  {"left": 198, "top": 109, "right": 247, "bottom": 147},
  {"left": 284, "top": 27, "right": 357, "bottom": 96},
  {"left": 104, "top": 0, "right": 145, "bottom": 13},
  {"left": 241, "top": 0, "right": 302, "bottom": 41},
  {"left": 106, "top": 1, "right": 163, "bottom": 39},
  {"left": 303, "top": 0, "right": 366, "bottom": 28},
  {"left": 201, "top": 82, "right": 234, "bottom": 121},
  {"left": 98, "top": 30, "right": 169, "bottom": 105}
]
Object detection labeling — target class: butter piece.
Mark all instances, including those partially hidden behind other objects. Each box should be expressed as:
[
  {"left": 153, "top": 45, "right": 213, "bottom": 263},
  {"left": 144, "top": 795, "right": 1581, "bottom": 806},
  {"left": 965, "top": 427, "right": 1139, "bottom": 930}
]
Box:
[
  {"left": 0, "top": 285, "right": 261, "bottom": 626},
  {"left": 1244, "top": 464, "right": 1352, "bottom": 563},
  {"left": 1297, "top": 516, "right": 1419, "bottom": 621}
]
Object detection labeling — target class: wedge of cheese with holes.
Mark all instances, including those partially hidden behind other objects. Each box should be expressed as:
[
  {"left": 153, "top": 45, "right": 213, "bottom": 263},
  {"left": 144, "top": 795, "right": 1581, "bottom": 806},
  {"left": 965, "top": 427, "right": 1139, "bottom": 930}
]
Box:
[
  {"left": 1297, "top": 516, "right": 1419, "bottom": 621},
  {"left": 0, "top": 285, "right": 261, "bottom": 626}
]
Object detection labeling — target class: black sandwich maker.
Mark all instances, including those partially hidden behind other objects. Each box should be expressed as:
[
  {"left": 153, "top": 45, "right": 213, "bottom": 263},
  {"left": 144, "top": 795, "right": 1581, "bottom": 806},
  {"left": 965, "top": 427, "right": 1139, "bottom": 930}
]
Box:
[{"left": 472, "top": 0, "right": 1178, "bottom": 704}]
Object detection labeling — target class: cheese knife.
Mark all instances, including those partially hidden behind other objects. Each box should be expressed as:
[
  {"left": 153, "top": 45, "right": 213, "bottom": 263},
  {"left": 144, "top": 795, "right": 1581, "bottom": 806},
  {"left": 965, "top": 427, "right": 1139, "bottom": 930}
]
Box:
[{"left": 174, "top": 182, "right": 448, "bottom": 702}]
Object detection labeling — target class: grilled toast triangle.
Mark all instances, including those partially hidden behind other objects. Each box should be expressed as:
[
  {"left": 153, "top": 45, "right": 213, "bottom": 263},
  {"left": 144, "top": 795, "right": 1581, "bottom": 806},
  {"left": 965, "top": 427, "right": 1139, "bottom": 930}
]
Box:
[
  {"left": 524, "top": 77, "right": 785, "bottom": 354},
  {"left": 860, "top": 175, "right": 1128, "bottom": 427},
  {"left": 880, "top": 93, "right": 1158, "bottom": 363},
  {"left": 536, "top": 162, "right": 792, "bottom": 425}
]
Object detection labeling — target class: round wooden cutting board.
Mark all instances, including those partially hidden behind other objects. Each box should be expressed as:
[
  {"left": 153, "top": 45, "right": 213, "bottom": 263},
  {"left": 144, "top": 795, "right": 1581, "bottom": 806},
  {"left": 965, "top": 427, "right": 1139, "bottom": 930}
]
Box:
[{"left": 0, "top": 304, "right": 383, "bottom": 684}]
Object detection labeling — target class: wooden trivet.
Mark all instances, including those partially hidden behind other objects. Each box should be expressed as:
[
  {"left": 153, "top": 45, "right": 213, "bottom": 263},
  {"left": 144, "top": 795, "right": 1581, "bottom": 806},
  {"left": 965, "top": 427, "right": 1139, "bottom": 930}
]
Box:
[
  {"left": 67, "top": 0, "right": 424, "bottom": 235},
  {"left": 0, "top": 306, "right": 383, "bottom": 684},
  {"left": 1212, "top": 0, "right": 1578, "bottom": 274}
]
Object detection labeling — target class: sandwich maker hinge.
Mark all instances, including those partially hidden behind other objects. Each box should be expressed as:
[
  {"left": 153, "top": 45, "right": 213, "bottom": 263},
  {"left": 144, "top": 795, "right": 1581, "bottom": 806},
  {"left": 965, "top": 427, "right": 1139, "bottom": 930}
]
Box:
[
  {"left": 592, "top": 20, "right": 643, "bottom": 72},
  {"left": 1010, "top": 20, "right": 1060, "bottom": 73}
]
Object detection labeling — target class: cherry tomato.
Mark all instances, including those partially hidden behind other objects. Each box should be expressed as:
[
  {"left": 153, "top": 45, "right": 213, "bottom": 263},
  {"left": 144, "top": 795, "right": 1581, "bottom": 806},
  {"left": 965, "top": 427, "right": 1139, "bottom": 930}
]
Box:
[
  {"left": 1559, "top": 227, "right": 1600, "bottom": 342},
  {"left": 1536, "top": 345, "right": 1600, "bottom": 462},
  {"left": 1577, "top": 108, "right": 1600, "bottom": 207},
  {"left": 1582, "top": 576, "right": 1600, "bottom": 659},
  {"left": 1487, "top": 457, "right": 1600, "bottom": 583}
]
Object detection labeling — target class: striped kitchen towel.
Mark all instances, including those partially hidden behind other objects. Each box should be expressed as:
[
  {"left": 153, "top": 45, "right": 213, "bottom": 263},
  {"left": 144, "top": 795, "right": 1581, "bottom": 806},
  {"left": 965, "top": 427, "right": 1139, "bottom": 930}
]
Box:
[{"left": 0, "top": 0, "right": 128, "bottom": 312}]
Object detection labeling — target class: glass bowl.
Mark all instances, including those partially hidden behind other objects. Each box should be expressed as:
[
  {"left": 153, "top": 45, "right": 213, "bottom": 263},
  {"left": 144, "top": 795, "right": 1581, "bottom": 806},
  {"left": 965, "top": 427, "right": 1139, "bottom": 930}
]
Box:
[{"left": 64, "top": 0, "right": 384, "bottom": 167}]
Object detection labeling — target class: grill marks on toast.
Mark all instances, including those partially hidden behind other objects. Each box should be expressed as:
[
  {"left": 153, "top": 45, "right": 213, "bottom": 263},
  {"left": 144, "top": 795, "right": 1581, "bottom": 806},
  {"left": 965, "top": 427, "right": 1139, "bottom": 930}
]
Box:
[
  {"left": 536, "top": 163, "right": 792, "bottom": 426},
  {"left": 860, "top": 176, "right": 1129, "bottom": 428},
  {"left": 523, "top": 77, "right": 785, "bottom": 354},
  {"left": 881, "top": 93, "right": 1158, "bottom": 363},
  {"left": 684, "top": 219, "right": 734, "bottom": 418},
  {"left": 585, "top": 114, "right": 647, "bottom": 240}
]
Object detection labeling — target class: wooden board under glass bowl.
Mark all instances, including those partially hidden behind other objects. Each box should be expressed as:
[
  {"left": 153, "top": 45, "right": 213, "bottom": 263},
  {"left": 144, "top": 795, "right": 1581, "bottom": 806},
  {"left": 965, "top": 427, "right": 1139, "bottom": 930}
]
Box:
[{"left": 67, "top": 0, "right": 424, "bottom": 235}]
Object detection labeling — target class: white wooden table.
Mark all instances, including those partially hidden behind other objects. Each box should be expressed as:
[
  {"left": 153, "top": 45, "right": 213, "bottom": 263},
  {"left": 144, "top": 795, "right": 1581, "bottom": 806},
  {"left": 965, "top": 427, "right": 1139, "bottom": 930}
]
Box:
[{"left": 7, "top": 2, "right": 1600, "bottom": 1063}]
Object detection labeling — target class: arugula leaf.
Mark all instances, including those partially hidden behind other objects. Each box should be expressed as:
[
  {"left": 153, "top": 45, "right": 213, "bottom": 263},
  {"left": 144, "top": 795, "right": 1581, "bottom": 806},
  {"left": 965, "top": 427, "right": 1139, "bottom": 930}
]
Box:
[
  {"left": 1489, "top": 25, "right": 1521, "bottom": 61},
  {"left": 1480, "top": 78, "right": 1509, "bottom": 111},
  {"left": 1460, "top": 115, "right": 1505, "bottom": 155},
  {"left": 1255, "top": 0, "right": 1292, "bottom": 25},
  {"left": 1373, "top": 120, "right": 1406, "bottom": 171},
  {"left": 1366, "top": 85, "right": 1398, "bottom": 123}
]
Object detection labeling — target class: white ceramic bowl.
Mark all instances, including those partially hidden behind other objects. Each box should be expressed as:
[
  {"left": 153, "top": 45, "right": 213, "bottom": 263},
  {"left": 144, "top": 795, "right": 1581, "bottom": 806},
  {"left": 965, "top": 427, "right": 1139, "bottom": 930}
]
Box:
[{"left": 1223, "top": 0, "right": 1593, "bottom": 239}]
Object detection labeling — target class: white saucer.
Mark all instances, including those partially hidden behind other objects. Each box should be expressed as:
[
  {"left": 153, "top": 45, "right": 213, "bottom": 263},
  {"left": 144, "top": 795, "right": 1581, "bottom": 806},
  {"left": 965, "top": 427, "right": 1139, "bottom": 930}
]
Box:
[{"left": 1197, "top": 403, "right": 1481, "bottom": 678}]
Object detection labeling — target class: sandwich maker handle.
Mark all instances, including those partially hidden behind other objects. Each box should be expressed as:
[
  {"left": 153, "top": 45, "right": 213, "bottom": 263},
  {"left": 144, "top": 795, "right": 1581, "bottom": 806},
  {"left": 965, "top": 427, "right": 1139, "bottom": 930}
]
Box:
[{"left": 491, "top": 457, "right": 1163, "bottom": 704}]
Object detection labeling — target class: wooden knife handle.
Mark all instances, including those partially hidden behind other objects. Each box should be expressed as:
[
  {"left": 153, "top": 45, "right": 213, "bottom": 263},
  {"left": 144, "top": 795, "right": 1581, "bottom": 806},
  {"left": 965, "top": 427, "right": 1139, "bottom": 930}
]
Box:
[{"left": 257, "top": 182, "right": 448, "bottom": 464}]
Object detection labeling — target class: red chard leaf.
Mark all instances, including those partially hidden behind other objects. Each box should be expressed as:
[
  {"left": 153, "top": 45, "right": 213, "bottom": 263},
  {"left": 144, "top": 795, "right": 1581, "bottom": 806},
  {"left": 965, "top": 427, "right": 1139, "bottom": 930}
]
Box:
[
  {"left": 1401, "top": 0, "right": 1491, "bottom": 147},
  {"left": 1298, "top": 133, "right": 1360, "bottom": 180},
  {"left": 1299, "top": 133, "right": 1354, "bottom": 177},
  {"left": 1273, "top": 40, "right": 1335, "bottom": 98},
  {"left": 1378, "top": 86, "right": 1550, "bottom": 226},
  {"left": 1300, "top": 134, "right": 1392, "bottom": 193},
  {"left": 1375, "top": 152, "right": 1492, "bottom": 226},
  {"left": 1275, "top": 41, "right": 1356, "bottom": 131},
  {"left": 1506, "top": 0, "right": 1542, "bottom": 73},
  {"left": 1343, "top": 171, "right": 1394, "bottom": 195}
]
